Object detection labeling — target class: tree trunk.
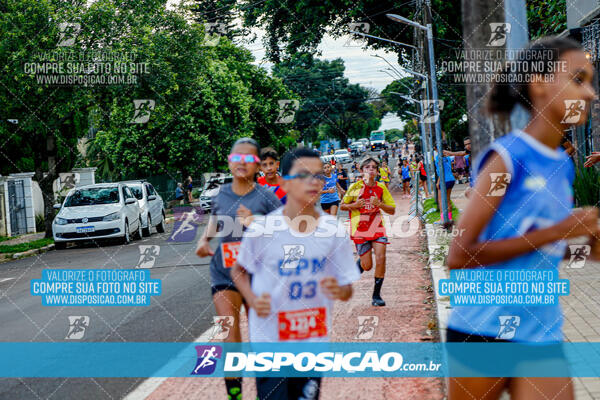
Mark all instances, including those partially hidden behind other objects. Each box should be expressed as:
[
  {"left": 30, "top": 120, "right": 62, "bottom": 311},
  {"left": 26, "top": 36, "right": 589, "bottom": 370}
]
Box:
[
  {"left": 461, "top": 0, "right": 510, "bottom": 157},
  {"left": 44, "top": 135, "right": 57, "bottom": 239}
]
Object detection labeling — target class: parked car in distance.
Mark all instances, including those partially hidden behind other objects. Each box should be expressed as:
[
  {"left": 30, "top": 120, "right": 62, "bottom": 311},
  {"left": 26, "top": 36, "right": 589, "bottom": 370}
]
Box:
[
  {"left": 199, "top": 175, "right": 233, "bottom": 212},
  {"left": 359, "top": 138, "right": 370, "bottom": 149},
  {"left": 350, "top": 141, "right": 365, "bottom": 155},
  {"left": 52, "top": 183, "right": 143, "bottom": 249},
  {"left": 121, "top": 180, "right": 166, "bottom": 236},
  {"left": 334, "top": 149, "right": 352, "bottom": 164}
]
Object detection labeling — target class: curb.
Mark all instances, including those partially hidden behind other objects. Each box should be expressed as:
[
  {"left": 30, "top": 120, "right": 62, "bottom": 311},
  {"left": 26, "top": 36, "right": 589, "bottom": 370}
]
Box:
[
  {"left": 11, "top": 244, "right": 55, "bottom": 260},
  {"left": 424, "top": 223, "right": 451, "bottom": 342}
]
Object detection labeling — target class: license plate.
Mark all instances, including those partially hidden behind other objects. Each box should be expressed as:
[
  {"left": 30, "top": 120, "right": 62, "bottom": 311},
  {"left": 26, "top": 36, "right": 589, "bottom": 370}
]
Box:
[{"left": 76, "top": 226, "right": 95, "bottom": 233}]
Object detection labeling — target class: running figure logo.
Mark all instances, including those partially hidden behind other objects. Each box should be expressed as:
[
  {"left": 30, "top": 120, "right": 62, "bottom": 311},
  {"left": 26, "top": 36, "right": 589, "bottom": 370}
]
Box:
[
  {"left": 57, "top": 22, "right": 81, "bottom": 47},
  {"left": 130, "top": 99, "right": 155, "bottom": 124},
  {"left": 355, "top": 316, "right": 379, "bottom": 339},
  {"left": 275, "top": 100, "right": 300, "bottom": 124},
  {"left": 496, "top": 315, "right": 520, "bottom": 340},
  {"left": 204, "top": 22, "right": 227, "bottom": 46},
  {"left": 345, "top": 22, "right": 370, "bottom": 47},
  {"left": 421, "top": 100, "right": 444, "bottom": 123},
  {"left": 137, "top": 245, "right": 160, "bottom": 268},
  {"left": 191, "top": 345, "right": 222, "bottom": 375},
  {"left": 209, "top": 316, "right": 234, "bottom": 340},
  {"left": 300, "top": 379, "right": 320, "bottom": 400},
  {"left": 567, "top": 245, "right": 590, "bottom": 269},
  {"left": 487, "top": 173, "right": 512, "bottom": 196},
  {"left": 168, "top": 206, "right": 204, "bottom": 242},
  {"left": 561, "top": 100, "right": 586, "bottom": 124},
  {"left": 487, "top": 23, "right": 511, "bottom": 47},
  {"left": 281, "top": 244, "right": 305, "bottom": 269},
  {"left": 65, "top": 316, "right": 89, "bottom": 340}
]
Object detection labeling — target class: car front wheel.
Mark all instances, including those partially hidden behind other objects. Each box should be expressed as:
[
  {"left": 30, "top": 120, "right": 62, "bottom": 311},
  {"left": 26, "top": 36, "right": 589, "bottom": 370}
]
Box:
[
  {"left": 142, "top": 214, "right": 151, "bottom": 237},
  {"left": 120, "top": 221, "right": 131, "bottom": 245},
  {"left": 156, "top": 211, "right": 165, "bottom": 233},
  {"left": 135, "top": 216, "right": 143, "bottom": 240}
]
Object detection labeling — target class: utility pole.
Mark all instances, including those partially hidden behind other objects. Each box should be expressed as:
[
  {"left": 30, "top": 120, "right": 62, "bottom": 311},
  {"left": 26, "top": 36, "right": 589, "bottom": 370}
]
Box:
[
  {"left": 417, "top": 0, "right": 435, "bottom": 196},
  {"left": 423, "top": 0, "right": 450, "bottom": 225}
]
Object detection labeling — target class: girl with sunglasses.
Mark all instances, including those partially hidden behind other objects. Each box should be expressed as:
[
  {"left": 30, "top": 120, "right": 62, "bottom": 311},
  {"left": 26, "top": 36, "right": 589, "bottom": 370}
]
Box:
[
  {"left": 195, "top": 137, "right": 280, "bottom": 399},
  {"left": 446, "top": 37, "right": 599, "bottom": 400}
]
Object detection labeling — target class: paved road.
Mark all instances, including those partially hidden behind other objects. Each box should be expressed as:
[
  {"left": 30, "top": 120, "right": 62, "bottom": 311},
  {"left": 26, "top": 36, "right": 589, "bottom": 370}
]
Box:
[
  {"left": 0, "top": 148, "right": 403, "bottom": 399},
  {"left": 0, "top": 221, "right": 216, "bottom": 400}
]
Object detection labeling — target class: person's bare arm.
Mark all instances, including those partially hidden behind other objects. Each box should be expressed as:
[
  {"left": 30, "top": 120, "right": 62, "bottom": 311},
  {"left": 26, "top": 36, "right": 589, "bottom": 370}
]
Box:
[
  {"left": 379, "top": 203, "right": 395, "bottom": 215},
  {"left": 443, "top": 150, "right": 467, "bottom": 157},
  {"left": 195, "top": 215, "right": 218, "bottom": 257},
  {"left": 231, "top": 262, "right": 271, "bottom": 316},
  {"left": 447, "top": 152, "right": 599, "bottom": 269},
  {"left": 562, "top": 140, "right": 576, "bottom": 156},
  {"left": 585, "top": 152, "right": 600, "bottom": 167},
  {"left": 340, "top": 198, "right": 365, "bottom": 211},
  {"left": 231, "top": 262, "right": 256, "bottom": 304},
  {"left": 320, "top": 277, "right": 352, "bottom": 301}
]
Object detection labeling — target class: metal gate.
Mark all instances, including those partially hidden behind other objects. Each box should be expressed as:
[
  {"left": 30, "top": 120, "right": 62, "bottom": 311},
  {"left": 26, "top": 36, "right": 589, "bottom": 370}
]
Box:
[{"left": 8, "top": 180, "right": 26, "bottom": 236}]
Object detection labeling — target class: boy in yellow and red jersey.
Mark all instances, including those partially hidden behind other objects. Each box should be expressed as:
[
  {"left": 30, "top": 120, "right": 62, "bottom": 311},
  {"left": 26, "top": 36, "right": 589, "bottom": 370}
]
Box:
[{"left": 341, "top": 157, "right": 396, "bottom": 306}]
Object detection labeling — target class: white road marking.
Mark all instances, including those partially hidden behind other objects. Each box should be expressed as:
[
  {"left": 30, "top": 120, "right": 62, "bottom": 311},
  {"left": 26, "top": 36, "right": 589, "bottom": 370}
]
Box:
[
  {"left": 123, "top": 308, "right": 244, "bottom": 400},
  {"left": 0, "top": 278, "right": 15, "bottom": 284}
]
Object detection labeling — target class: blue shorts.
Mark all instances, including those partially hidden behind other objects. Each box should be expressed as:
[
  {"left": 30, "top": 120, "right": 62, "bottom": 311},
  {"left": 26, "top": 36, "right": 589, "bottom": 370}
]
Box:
[{"left": 441, "top": 180, "right": 455, "bottom": 190}]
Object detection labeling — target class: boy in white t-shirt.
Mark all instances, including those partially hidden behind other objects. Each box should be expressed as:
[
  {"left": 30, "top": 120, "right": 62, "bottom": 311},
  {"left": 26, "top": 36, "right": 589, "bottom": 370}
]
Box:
[{"left": 232, "top": 147, "right": 360, "bottom": 400}]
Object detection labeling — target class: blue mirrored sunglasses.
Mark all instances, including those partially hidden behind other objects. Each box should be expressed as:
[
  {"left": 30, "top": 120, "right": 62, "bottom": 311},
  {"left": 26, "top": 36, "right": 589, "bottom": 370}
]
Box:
[{"left": 283, "top": 173, "right": 327, "bottom": 182}]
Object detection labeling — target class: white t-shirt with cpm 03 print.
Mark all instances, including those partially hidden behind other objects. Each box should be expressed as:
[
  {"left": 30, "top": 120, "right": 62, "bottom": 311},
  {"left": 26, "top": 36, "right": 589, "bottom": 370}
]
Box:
[{"left": 236, "top": 207, "right": 360, "bottom": 342}]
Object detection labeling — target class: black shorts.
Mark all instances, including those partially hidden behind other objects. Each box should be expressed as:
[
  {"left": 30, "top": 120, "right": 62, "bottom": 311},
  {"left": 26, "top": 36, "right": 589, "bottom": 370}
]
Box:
[
  {"left": 402, "top": 177, "right": 411, "bottom": 183},
  {"left": 447, "top": 327, "right": 507, "bottom": 343},
  {"left": 439, "top": 180, "right": 455, "bottom": 190},
  {"left": 211, "top": 283, "right": 240, "bottom": 296},
  {"left": 256, "top": 377, "right": 321, "bottom": 400},
  {"left": 419, "top": 174, "right": 427, "bottom": 182},
  {"left": 320, "top": 200, "right": 340, "bottom": 210}
]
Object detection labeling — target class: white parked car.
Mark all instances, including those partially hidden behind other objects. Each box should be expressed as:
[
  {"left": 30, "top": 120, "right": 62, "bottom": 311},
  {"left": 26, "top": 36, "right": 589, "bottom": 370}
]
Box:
[
  {"left": 121, "top": 180, "right": 166, "bottom": 236},
  {"left": 52, "top": 183, "right": 143, "bottom": 249},
  {"left": 350, "top": 141, "right": 365, "bottom": 153},
  {"left": 334, "top": 149, "right": 352, "bottom": 164},
  {"left": 199, "top": 175, "right": 233, "bottom": 212},
  {"left": 359, "top": 138, "right": 370, "bottom": 148}
]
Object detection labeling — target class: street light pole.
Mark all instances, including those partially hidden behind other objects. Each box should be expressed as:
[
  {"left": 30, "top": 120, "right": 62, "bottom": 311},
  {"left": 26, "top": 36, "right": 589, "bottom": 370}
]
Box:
[
  {"left": 390, "top": 92, "right": 434, "bottom": 191},
  {"left": 387, "top": 10, "right": 449, "bottom": 224}
]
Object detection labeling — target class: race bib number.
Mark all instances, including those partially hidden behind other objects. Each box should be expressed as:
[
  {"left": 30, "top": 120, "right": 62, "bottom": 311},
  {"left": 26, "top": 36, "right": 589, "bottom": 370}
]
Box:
[
  {"left": 278, "top": 307, "right": 327, "bottom": 341},
  {"left": 221, "top": 241, "right": 240, "bottom": 268}
]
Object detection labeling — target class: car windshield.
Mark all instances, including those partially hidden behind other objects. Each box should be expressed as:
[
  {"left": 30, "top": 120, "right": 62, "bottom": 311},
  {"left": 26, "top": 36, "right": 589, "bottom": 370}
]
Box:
[
  {"left": 204, "top": 181, "right": 220, "bottom": 191},
  {"left": 128, "top": 185, "right": 143, "bottom": 200},
  {"left": 335, "top": 150, "right": 348, "bottom": 154},
  {"left": 64, "top": 187, "right": 120, "bottom": 206}
]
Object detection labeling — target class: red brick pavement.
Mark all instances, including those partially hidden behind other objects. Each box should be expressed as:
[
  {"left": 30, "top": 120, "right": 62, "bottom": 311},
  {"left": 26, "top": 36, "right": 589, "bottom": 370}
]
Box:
[{"left": 142, "top": 189, "right": 445, "bottom": 400}]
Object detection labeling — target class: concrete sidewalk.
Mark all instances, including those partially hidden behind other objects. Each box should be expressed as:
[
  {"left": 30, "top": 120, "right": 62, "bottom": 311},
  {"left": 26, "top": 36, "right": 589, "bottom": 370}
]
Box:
[
  {"left": 130, "top": 188, "right": 445, "bottom": 400},
  {"left": 427, "top": 182, "right": 600, "bottom": 400}
]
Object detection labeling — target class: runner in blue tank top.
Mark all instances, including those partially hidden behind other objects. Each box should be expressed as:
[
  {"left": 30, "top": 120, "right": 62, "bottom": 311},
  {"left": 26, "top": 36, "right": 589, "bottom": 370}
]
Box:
[{"left": 446, "top": 37, "right": 599, "bottom": 400}]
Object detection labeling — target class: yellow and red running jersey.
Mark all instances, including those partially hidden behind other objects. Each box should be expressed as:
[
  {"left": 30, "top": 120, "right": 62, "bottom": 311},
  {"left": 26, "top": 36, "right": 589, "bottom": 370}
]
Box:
[{"left": 342, "top": 180, "right": 395, "bottom": 243}]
